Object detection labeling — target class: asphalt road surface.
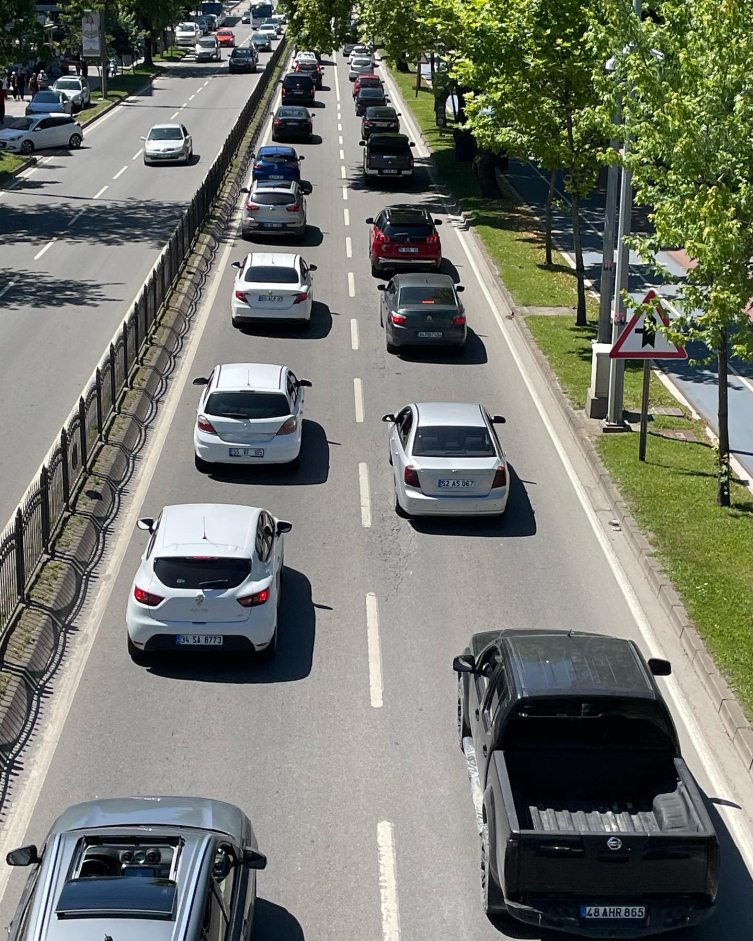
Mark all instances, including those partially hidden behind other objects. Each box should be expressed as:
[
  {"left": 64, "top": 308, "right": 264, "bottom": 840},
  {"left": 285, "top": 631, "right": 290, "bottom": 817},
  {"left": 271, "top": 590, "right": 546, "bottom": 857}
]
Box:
[
  {"left": 1, "top": 50, "right": 753, "bottom": 941},
  {"left": 0, "top": 14, "right": 280, "bottom": 525}
]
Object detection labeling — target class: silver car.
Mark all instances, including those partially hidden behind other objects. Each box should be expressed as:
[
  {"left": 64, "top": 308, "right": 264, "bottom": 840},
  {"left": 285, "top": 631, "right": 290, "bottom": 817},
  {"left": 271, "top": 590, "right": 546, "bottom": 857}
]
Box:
[
  {"left": 25, "top": 90, "right": 72, "bottom": 115},
  {"left": 142, "top": 123, "right": 193, "bottom": 165},
  {"left": 196, "top": 35, "right": 221, "bottom": 61},
  {"left": 384, "top": 402, "right": 509, "bottom": 517},
  {"left": 349, "top": 56, "right": 375, "bottom": 81},
  {"left": 52, "top": 76, "right": 91, "bottom": 111},
  {"left": 242, "top": 180, "right": 307, "bottom": 239},
  {"left": 378, "top": 273, "right": 467, "bottom": 353},
  {"left": 5, "top": 796, "right": 267, "bottom": 941}
]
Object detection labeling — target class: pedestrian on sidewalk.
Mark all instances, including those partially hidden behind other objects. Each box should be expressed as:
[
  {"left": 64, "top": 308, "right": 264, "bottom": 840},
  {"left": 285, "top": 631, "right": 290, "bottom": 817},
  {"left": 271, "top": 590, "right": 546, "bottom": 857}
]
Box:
[
  {"left": 28, "top": 72, "right": 37, "bottom": 98},
  {"left": 37, "top": 68, "right": 48, "bottom": 90},
  {"left": 81, "top": 59, "right": 88, "bottom": 79},
  {"left": 17, "top": 68, "right": 26, "bottom": 100},
  {"left": 0, "top": 79, "right": 6, "bottom": 126},
  {"left": 9, "top": 71, "right": 17, "bottom": 99}
]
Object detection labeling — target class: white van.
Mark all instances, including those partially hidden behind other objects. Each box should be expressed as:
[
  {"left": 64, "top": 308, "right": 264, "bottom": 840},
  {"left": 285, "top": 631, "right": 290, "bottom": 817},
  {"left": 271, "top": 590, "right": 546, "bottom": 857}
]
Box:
[
  {"left": 175, "top": 22, "right": 200, "bottom": 47},
  {"left": 195, "top": 35, "right": 221, "bottom": 61}
]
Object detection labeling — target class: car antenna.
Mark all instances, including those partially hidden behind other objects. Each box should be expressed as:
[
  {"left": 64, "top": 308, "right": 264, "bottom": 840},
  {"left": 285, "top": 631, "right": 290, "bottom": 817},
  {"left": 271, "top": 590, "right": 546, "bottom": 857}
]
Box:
[{"left": 202, "top": 518, "right": 208, "bottom": 541}]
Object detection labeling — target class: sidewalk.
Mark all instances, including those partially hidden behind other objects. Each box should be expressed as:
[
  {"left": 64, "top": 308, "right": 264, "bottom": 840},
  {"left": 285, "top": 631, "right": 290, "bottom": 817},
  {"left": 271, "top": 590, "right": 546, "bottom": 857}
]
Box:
[{"left": 507, "top": 160, "right": 753, "bottom": 483}]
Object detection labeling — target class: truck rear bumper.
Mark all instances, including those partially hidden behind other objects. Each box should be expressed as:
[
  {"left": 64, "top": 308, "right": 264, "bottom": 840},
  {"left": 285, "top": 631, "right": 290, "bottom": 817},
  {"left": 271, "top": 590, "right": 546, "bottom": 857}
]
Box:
[{"left": 506, "top": 898, "right": 715, "bottom": 938}]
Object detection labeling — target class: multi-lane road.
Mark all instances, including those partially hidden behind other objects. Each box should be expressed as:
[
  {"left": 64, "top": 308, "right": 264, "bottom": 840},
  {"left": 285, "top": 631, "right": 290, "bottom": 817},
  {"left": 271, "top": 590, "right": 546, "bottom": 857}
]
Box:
[
  {"left": 0, "top": 14, "right": 280, "bottom": 525},
  {"left": 1, "top": 47, "right": 753, "bottom": 941}
]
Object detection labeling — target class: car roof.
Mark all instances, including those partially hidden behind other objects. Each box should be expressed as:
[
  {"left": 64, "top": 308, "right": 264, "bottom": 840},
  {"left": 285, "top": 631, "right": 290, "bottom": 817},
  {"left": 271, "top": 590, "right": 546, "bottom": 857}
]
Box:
[
  {"left": 259, "top": 144, "right": 296, "bottom": 156},
  {"left": 212, "top": 362, "right": 285, "bottom": 393},
  {"left": 369, "top": 133, "right": 410, "bottom": 146},
  {"left": 395, "top": 273, "right": 455, "bottom": 289},
  {"left": 384, "top": 204, "right": 431, "bottom": 222},
  {"left": 246, "top": 252, "right": 300, "bottom": 268},
  {"left": 415, "top": 402, "right": 485, "bottom": 428},
  {"left": 154, "top": 504, "right": 261, "bottom": 558}
]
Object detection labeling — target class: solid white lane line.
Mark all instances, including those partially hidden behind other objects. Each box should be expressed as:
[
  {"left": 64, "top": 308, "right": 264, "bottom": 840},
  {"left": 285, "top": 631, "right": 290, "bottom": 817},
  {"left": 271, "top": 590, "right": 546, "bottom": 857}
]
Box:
[
  {"left": 112, "top": 165, "right": 128, "bottom": 180},
  {"left": 170, "top": 110, "right": 180, "bottom": 119},
  {"left": 341, "top": 166, "right": 346, "bottom": 178},
  {"left": 353, "top": 377, "right": 364, "bottom": 422},
  {"left": 359, "top": 463, "right": 372, "bottom": 528},
  {"left": 69, "top": 208, "right": 86, "bottom": 226},
  {"left": 334, "top": 58, "right": 341, "bottom": 101},
  {"left": 0, "top": 282, "right": 15, "bottom": 300},
  {"left": 346, "top": 236, "right": 352, "bottom": 258},
  {"left": 339, "top": 135, "right": 343, "bottom": 145},
  {"left": 348, "top": 272, "right": 355, "bottom": 297},
  {"left": 377, "top": 821, "right": 401, "bottom": 937},
  {"left": 93, "top": 185, "right": 108, "bottom": 199},
  {"left": 33, "top": 238, "right": 56, "bottom": 261},
  {"left": 344, "top": 207, "right": 350, "bottom": 225},
  {"left": 351, "top": 318, "right": 359, "bottom": 349},
  {"left": 342, "top": 185, "right": 348, "bottom": 200},
  {"left": 366, "top": 595, "right": 384, "bottom": 707},
  {"left": 340, "top": 149, "right": 344, "bottom": 160},
  {"left": 132, "top": 148, "right": 142, "bottom": 159}
]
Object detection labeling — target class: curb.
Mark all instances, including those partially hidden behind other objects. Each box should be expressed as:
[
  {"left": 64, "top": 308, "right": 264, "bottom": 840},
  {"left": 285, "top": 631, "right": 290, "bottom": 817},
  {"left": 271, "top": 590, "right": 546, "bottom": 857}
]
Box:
[{"left": 383, "top": 62, "right": 753, "bottom": 781}]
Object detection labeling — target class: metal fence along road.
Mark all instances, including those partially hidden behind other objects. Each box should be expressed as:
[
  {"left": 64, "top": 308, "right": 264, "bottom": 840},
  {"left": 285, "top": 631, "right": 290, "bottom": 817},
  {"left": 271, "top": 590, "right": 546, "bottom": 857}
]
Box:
[{"left": 0, "top": 39, "right": 288, "bottom": 641}]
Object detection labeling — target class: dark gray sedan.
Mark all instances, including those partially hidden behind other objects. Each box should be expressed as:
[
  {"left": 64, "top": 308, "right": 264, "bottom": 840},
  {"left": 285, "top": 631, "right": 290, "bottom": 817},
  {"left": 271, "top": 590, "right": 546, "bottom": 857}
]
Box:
[
  {"left": 378, "top": 273, "right": 466, "bottom": 353},
  {"left": 355, "top": 86, "right": 388, "bottom": 115},
  {"left": 272, "top": 105, "right": 314, "bottom": 141},
  {"left": 361, "top": 105, "right": 400, "bottom": 139}
]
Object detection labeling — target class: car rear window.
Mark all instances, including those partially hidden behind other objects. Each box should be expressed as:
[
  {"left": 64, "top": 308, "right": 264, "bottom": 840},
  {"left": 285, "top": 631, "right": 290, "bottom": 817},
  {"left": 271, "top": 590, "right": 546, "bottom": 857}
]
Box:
[
  {"left": 383, "top": 221, "right": 433, "bottom": 238},
  {"left": 297, "top": 61, "right": 317, "bottom": 70},
  {"left": 244, "top": 265, "right": 298, "bottom": 283},
  {"left": 359, "top": 88, "right": 384, "bottom": 99},
  {"left": 233, "top": 48, "right": 253, "bottom": 56},
  {"left": 259, "top": 151, "right": 296, "bottom": 163},
  {"left": 398, "top": 286, "right": 456, "bottom": 305},
  {"left": 413, "top": 426, "right": 495, "bottom": 457},
  {"left": 154, "top": 557, "right": 252, "bottom": 589},
  {"left": 205, "top": 391, "right": 290, "bottom": 419},
  {"left": 279, "top": 108, "right": 308, "bottom": 118},
  {"left": 252, "top": 191, "right": 297, "bottom": 205},
  {"left": 368, "top": 136, "right": 410, "bottom": 152},
  {"left": 366, "top": 108, "right": 396, "bottom": 118},
  {"left": 284, "top": 75, "right": 313, "bottom": 88}
]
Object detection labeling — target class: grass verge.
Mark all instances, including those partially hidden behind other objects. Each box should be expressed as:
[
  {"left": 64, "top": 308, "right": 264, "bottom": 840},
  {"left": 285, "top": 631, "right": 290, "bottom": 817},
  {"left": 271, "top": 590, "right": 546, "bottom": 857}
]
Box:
[
  {"left": 390, "top": 62, "right": 753, "bottom": 718},
  {"left": 0, "top": 153, "right": 26, "bottom": 185}
]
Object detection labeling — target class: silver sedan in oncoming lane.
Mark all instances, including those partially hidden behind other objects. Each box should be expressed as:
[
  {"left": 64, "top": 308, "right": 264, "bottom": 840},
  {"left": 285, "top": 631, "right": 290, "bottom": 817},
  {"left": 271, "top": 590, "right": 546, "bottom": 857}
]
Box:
[
  {"left": 383, "top": 402, "right": 509, "bottom": 517},
  {"left": 141, "top": 123, "right": 193, "bottom": 165}
]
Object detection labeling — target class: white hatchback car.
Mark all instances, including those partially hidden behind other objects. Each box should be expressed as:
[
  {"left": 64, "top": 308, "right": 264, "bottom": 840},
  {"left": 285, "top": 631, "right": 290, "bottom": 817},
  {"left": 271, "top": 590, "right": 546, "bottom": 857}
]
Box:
[
  {"left": 193, "top": 362, "right": 312, "bottom": 468},
  {"left": 0, "top": 114, "right": 83, "bottom": 154},
  {"left": 231, "top": 252, "right": 316, "bottom": 326},
  {"left": 384, "top": 402, "right": 509, "bottom": 517},
  {"left": 126, "top": 503, "right": 291, "bottom": 662}
]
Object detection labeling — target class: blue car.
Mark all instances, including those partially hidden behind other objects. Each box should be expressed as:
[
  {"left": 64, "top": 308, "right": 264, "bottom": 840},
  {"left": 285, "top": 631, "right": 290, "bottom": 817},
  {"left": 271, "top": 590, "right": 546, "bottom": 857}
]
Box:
[{"left": 251, "top": 145, "right": 304, "bottom": 183}]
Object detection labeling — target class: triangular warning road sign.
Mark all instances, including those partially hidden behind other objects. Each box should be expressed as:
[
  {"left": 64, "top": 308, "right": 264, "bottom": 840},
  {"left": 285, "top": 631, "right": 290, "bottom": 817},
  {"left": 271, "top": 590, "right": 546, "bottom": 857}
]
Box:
[{"left": 610, "top": 290, "right": 687, "bottom": 360}]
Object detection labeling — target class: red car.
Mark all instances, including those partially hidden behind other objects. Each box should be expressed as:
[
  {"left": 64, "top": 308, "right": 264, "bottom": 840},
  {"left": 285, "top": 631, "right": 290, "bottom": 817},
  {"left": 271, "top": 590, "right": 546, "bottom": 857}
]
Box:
[
  {"left": 216, "top": 28, "right": 235, "bottom": 46},
  {"left": 352, "top": 73, "right": 382, "bottom": 98},
  {"left": 366, "top": 205, "right": 443, "bottom": 276}
]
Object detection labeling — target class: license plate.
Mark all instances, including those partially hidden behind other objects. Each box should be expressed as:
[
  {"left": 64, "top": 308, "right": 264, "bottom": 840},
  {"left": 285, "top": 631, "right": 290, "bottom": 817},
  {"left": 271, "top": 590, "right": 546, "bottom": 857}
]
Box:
[
  {"left": 269, "top": 174, "right": 284, "bottom": 179},
  {"left": 418, "top": 331, "right": 442, "bottom": 338},
  {"left": 263, "top": 223, "right": 283, "bottom": 228},
  {"left": 177, "top": 635, "right": 224, "bottom": 646},
  {"left": 382, "top": 168, "right": 399, "bottom": 174},
  {"left": 438, "top": 478, "right": 474, "bottom": 489},
  {"left": 259, "top": 294, "right": 283, "bottom": 301},
  {"left": 229, "top": 448, "right": 264, "bottom": 457},
  {"left": 581, "top": 907, "right": 646, "bottom": 920},
  {"left": 399, "top": 246, "right": 418, "bottom": 252}
]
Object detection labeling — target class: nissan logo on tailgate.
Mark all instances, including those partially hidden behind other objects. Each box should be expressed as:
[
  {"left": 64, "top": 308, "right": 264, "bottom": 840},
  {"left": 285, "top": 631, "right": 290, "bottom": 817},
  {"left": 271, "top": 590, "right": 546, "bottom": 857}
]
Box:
[{"left": 606, "top": 837, "right": 623, "bottom": 851}]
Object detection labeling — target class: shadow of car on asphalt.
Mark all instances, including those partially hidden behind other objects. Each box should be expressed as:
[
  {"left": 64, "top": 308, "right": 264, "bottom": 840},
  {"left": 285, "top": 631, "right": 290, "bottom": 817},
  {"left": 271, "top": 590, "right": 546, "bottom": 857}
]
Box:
[
  {"left": 254, "top": 899, "right": 306, "bottom": 941},
  {"left": 391, "top": 328, "right": 488, "bottom": 366},
  {"left": 236, "top": 300, "right": 333, "bottom": 339}
]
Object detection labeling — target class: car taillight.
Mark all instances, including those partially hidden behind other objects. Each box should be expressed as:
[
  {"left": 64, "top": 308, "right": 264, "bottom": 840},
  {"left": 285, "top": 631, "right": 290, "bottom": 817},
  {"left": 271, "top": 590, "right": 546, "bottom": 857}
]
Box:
[
  {"left": 390, "top": 312, "right": 406, "bottom": 325},
  {"left": 452, "top": 314, "right": 466, "bottom": 325},
  {"left": 492, "top": 466, "right": 507, "bottom": 489},
  {"left": 134, "top": 585, "right": 164, "bottom": 607},
  {"left": 245, "top": 202, "right": 260, "bottom": 210},
  {"left": 426, "top": 233, "right": 439, "bottom": 244},
  {"left": 404, "top": 466, "right": 420, "bottom": 488},
  {"left": 292, "top": 291, "right": 308, "bottom": 304},
  {"left": 237, "top": 588, "right": 269, "bottom": 607},
  {"left": 286, "top": 202, "right": 301, "bottom": 212},
  {"left": 364, "top": 119, "right": 372, "bottom": 125},
  {"left": 273, "top": 118, "right": 281, "bottom": 126},
  {"left": 276, "top": 416, "right": 298, "bottom": 435},
  {"left": 235, "top": 290, "right": 249, "bottom": 303},
  {"left": 197, "top": 415, "right": 217, "bottom": 434},
  {"left": 373, "top": 229, "right": 389, "bottom": 243},
  {"left": 253, "top": 161, "right": 262, "bottom": 169}
]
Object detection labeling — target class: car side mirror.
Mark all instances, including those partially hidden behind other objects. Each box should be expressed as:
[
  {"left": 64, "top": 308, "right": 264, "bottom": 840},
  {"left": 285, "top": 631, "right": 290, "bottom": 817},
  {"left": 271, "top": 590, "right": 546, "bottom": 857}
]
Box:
[
  {"left": 376, "top": 284, "right": 386, "bottom": 291},
  {"left": 299, "top": 155, "right": 305, "bottom": 160},
  {"left": 365, "top": 216, "right": 374, "bottom": 224},
  {"left": 381, "top": 413, "right": 395, "bottom": 423},
  {"left": 140, "top": 136, "right": 146, "bottom": 141},
  {"left": 453, "top": 654, "right": 477, "bottom": 675},
  {"left": 276, "top": 520, "right": 293, "bottom": 535},
  {"left": 491, "top": 415, "right": 505, "bottom": 424},
  {"left": 243, "top": 849, "right": 267, "bottom": 870},
  {"left": 409, "top": 141, "right": 416, "bottom": 147},
  {"left": 359, "top": 140, "right": 366, "bottom": 146},
  {"left": 136, "top": 517, "right": 155, "bottom": 533},
  {"left": 6, "top": 845, "right": 39, "bottom": 868},
  {"left": 433, "top": 218, "right": 443, "bottom": 225},
  {"left": 308, "top": 263, "right": 317, "bottom": 271},
  {"left": 456, "top": 285, "right": 464, "bottom": 292},
  {"left": 297, "top": 378, "right": 312, "bottom": 388},
  {"left": 240, "top": 187, "right": 249, "bottom": 193},
  {"left": 192, "top": 377, "right": 209, "bottom": 385},
  {"left": 648, "top": 657, "right": 672, "bottom": 676},
  {"left": 231, "top": 260, "right": 243, "bottom": 269},
  {"left": 397, "top": 112, "right": 402, "bottom": 116}
]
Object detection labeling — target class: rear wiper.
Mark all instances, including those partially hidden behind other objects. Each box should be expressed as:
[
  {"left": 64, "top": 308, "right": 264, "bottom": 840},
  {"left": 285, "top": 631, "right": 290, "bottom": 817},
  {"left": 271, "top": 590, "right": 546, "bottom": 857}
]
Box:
[
  {"left": 218, "top": 413, "right": 250, "bottom": 420},
  {"left": 199, "top": 579, "right": 230, "bottom": 589}
]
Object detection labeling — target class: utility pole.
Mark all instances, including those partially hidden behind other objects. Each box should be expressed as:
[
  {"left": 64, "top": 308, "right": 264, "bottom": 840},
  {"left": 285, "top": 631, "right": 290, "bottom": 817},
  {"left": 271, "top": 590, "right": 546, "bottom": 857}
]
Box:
[{"left": 99, "top": 3, "right": 108, "bottom": 100}]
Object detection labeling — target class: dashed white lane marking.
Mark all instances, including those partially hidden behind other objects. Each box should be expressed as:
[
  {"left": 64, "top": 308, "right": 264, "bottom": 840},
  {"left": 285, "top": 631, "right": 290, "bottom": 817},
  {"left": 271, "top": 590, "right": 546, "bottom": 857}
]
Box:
[
  {"left": 112, "top": 165, "right": 128, "bottom": 180},
  {"left": 170, "top": 110, "right": 180, "bottom": 119},
  {"left": 196, "top": 86, "right": 203, "bottom": 93},
  {"left": 203, "top": 80, "right": 209, "bottom": 86},
  {"left": 338, "top": 135, "right": 343, "bottom": 145},
  {"left": 342, "top": 185, "right": 348, "bottom": 200},
  {"left": 341, "top": 166, "right": 346, "bottom": 178},
  {"left": 338, "top": 122, "right": 342, "bottom": 131},
  {"left": 339, "top": 149, "right": 344, "bottom": 160},
  {"left": 33, "top": 238, "right": 56, "bottom": 261},
  {"left": 334, "top": 58, "right": 341, "bottom": 101},
  {"left": 367, "top": 596, "right": 384, "bottom": 708},
  {"left": 348, "top": 272, "right": 355, "bottom": 297},
  {"left": 132, "top": 148, "right": 142, "bottom": 159},
  {"left": 346, "top": 236, "right": 352, "bottom": 258},
  {"left": 0, "top": 282, "right": 15, "bottom": 299},
  {"left": 93, "top": 185, "right": 108, "bottom": 199},
  {"left": 350, "top": 318, "right": 359, "bottom": 349},
  {"left": 69, "top": 208, "right": 86, "bottom": 226},
  {"left": 353, "top": 377, "right": 364, "bottom": 422},
  {"left": 344, "top": 207, "right": 350, "bottom": 225},
  {"left": 377, "top": 822, "right": 401, "bottom": 937},
  {"left": 359, "top": 464, "right": 372, "bottom": 529},
  {"left": 182, "top": 101, "right": 189, "bottom": 107},
  {"left": 189, "top": 94, "right": 196, "bottom": 100}
]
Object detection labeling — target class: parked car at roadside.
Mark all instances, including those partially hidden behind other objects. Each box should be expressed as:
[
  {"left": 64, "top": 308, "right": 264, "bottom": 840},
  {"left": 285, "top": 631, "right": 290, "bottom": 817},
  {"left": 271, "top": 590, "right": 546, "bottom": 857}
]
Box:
[
  {"left": 25, "top": 90, "right": 72, "bottom": 115},
  {"left": 0, "top": 114, "right": 83, "bottom": 154},
  {"left": 51, "top": 76, "right": 90, "bottom": 111}
]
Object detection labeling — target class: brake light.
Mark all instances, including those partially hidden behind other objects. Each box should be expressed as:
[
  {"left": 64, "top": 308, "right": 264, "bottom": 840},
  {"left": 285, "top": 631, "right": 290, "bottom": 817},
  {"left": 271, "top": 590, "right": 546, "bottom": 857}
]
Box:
[
  {"left": 364, "top": 119, "right": 372, "bottom": 125},
  {"left": 404, "top": 466, "right": 420, "bottom": 487},
  {"left": 235, "top": 290, "right": 249, "bottom": 303},
  {"left": 292, "top": 291, "right": 308, "bottom": 304},
  {"left": 492, "top": 466, "right": 507, "bottom": 489},
  {"left": 245, "top": 202, "right": 260, "bottom": 210},
  {"left": 237, "top": 588, "right": 269, "bottom": 607},
  {"left": 197, "top": 415, "right": 217, "bottom": 434},
  {"left": 286, "top": 202, "right": 301, "bottom": 212},
  {"left": 453, "top": 314, "right": 466, "bottom": 325},
  {"left": 426, "top": 233, "right": 439, "bottom": 244},
  {"left": 390, "top": 311, "right": 406, "bottom": 325},
  {"left": 253, "top": 161, "right": 262, "bottom": 169},
  {"left": 276, "top": 416, "right": 298, "bottom": 435},
  {"left": 273, "top": 118, "right": 281, "bottom": 126},
  {"left": 373, "top": 228, "right": 390, "bottom": 243},
  {"left": 134, "top": 585, "right": 164, "bottom": 607}
]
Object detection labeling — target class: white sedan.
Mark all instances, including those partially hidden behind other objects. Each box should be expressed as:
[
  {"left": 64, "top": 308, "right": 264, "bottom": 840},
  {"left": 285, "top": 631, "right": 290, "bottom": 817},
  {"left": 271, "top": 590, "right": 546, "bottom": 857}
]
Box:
[
  {"left": 231, "top": 252, "right": 316, "bottom": 326},
  {"left": 126, "top": 503, "right": 291, "bottom": 662},
  {"left": 384, "top": 402, "right": 509, "bottom": 517},
  {"left": 142, "top": 123, "right": 193, "bottom": 165},
  {"left": 193, "top": 362, "right": 312, "bottom": 468}
]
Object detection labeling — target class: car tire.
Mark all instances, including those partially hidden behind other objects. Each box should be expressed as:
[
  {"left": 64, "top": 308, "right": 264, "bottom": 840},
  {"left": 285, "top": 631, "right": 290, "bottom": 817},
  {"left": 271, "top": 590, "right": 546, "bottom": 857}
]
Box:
[
  {"left": 20, "top": 140, "right": 34, "bottom": 156},
  {"left": 370, "top": 261, "right": 381, "bottom": 278},
  {"left": 194, "top": 454, "right": 211, "bottom": 473},
  {"left": 128, "top": 636, "right": 151, "bottom": 666},
  {"left": 386, "top": 340, "right": 398, "bottom": 355},
  {"left": 68, "top": 133, "right": 83, "bottom": 149}
]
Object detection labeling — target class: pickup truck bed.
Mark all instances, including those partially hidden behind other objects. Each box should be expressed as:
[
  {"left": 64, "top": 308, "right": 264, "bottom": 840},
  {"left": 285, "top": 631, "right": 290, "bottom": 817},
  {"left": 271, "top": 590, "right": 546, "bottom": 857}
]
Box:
[{"left": 528, "top": 798, "right": 685, "bottom": 834}]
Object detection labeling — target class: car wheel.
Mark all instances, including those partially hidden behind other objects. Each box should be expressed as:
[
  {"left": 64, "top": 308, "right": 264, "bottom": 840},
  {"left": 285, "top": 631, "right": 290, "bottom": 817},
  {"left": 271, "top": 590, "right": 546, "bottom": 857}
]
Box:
[
  {"left": 128, "top": 636, "right": 151, "bottom": 666},
  {"left": 20, "top": 140, "right": 34, "bottom": 155},
  {"left": 68, "top": 133, "right": 83, "bottom": 149},
  {"left": 194, "top": 454, "right": 211, "bottom": 473},
  {"left": 258, "top": 628, "right": 277, "bottom": 661},
  {"left": 481, "top": 819, "right": 507, "bottom": 915}
]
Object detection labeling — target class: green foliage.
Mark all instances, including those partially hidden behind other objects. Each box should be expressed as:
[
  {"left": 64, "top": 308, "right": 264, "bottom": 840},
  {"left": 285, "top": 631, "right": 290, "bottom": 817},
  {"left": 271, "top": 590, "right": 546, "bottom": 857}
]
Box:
[
  {"left": 280, "top": 0, "right": 351, "bottom": 53},
  {"left": 0, "top": 0, "right": 42, "bottom": 66},
  {"left": 107, "top": 6, "right": 142, "bottom": 60}
]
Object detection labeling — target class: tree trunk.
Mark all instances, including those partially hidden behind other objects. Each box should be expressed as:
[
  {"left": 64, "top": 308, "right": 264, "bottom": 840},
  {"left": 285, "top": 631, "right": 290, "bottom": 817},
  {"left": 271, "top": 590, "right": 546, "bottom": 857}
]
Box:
[
  {"left": 571, "top": 190, "right": 587, "bottom": 325},
  {"left": 545, "top": 168, "right": 557, "bottom": 266},
  {"left": 717, "top": 328, "right": 731, "bottom": 507},
  {"left": 396, "top": 58, "right": 409, "bottom": 72}
]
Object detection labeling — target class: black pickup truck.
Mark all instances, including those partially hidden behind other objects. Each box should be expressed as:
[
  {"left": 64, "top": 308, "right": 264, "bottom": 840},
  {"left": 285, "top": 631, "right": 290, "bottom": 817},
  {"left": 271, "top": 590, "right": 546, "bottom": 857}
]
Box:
[
  {"left": 360, "top": 133, "right": 415, "bottom": 184},
  {"left": 454, "top": 629, "right": 720, "bottom": 938}
]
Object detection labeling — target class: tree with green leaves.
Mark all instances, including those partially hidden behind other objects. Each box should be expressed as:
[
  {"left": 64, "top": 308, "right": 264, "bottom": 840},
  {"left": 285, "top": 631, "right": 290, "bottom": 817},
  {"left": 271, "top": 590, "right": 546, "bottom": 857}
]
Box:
[
  {"left": 598, "top": 0, "right": 753, "bottom": 505},
  {"left": 280, "top": 0, "right": 351, "bottom": 54},
  {"left": 1, "top": 0, "right": 42, "bottom": 68}
]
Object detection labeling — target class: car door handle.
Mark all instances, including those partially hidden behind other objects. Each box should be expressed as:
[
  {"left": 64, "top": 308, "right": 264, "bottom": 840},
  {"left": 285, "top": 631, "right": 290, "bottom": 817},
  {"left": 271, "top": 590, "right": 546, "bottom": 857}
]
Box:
[
  {"left": 482, "top": 744, "right": 488, "bottom": 757},
  {"left": 474, "top": 708, "right": 480, "bottom": 719}
]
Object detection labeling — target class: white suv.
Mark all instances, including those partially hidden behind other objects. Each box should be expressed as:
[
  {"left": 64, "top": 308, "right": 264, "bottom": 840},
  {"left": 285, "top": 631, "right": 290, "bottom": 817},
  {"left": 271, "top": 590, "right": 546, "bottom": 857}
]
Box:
[{"left": 175, "top": 22, "right": 200, "bottom": 46}]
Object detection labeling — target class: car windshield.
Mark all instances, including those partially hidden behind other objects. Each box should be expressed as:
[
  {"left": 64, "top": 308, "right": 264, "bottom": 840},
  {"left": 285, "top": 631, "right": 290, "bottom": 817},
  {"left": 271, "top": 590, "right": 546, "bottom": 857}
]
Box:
[
  {"left": 359, "top": 77, "right": 381, "bottom": 86},
  {"left": 413, "top": 425, "right": 495, "bottom": 457},
  {"left": 252, "top": 33, "right": 268, "bottom": 41},
  {"left": 253, "top": 191, "right": 297, "bottom": 205},
  {"left": 353, "top": 58, "right": 371, "bottom": 67},
  {"left": 198, "top": 39, "right": 215, "bottom": 46},
  {"left": 149, "top": 127, "right": 182, "bottom": 140},
  {"left": 205, "top": 391, "right": 290, "bottom": 419},
  {"left": 297, "top": 61, "right": 316, "bottom": 69},
  {"left": 55, "top": 79, "right": 80, "bottom": 89},
  {"left": 35, "top": 92, "right": 59, "bottom": 101},
  {"left": 178, "top": 22, "right": 194, "bottom": 29},
  {"left": 154, "top": 557, "right": 252, "bottom": 589},
  {"left": 245, "top": 265, "right": 299, "bottom": 283},
  {"left": 368, "top": 136, "right": 410, "bottom": 152},
  {"left": 398, "top": 286, "right": 456, "bottom": 306}
]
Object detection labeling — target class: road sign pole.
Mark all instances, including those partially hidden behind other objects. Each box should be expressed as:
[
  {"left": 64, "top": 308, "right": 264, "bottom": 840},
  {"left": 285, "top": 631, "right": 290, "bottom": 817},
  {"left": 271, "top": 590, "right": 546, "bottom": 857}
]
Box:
[{"left": 639, "top": 359, "right": 651, "bottom": 461}]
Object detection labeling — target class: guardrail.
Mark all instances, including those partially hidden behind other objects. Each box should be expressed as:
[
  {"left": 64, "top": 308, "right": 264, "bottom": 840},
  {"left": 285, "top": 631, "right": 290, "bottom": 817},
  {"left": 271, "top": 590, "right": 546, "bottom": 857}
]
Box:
[{"left": 0, "top": 39, "right": 287, "bottom": 639}]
